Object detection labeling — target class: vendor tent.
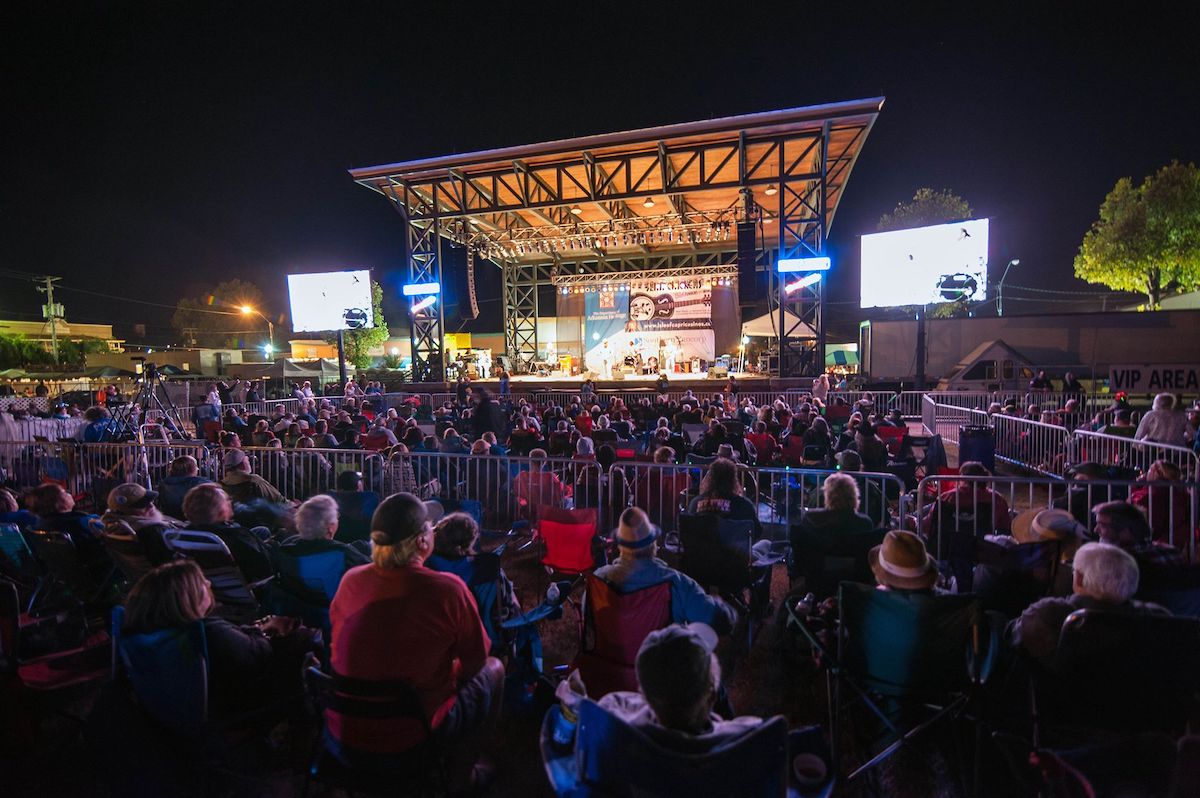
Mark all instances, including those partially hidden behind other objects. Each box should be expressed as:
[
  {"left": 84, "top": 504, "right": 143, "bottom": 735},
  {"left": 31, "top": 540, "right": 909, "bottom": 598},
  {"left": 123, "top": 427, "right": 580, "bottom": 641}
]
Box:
[
  {"left": 825, "top": 349, "right": 859, "bottom": 367},
  {"left": 741, "top": 310, "right": 818, "bottom": 339}
]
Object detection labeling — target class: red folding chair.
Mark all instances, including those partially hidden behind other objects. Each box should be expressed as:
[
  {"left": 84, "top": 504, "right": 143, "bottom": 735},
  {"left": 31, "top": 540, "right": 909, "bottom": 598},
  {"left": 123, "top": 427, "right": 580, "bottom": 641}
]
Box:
[
  {"left": 574, "top": 574, "right": 671, "bottom": 698},
  {"left": 537, "top": 506, "right": 600, "bottom": 577},
  {"left": 876, "top": 425, "right": 907, "bottom": 457}
]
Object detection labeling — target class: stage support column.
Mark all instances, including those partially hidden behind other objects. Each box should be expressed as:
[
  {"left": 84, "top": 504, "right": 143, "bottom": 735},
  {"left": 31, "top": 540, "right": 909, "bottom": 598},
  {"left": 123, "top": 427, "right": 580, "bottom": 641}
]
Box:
[
  {"left": 404, "top": 209, "right": 445, "bottom": 383},
  {"left": 503, "top": 261, "right": 541, "bottom": 373}
]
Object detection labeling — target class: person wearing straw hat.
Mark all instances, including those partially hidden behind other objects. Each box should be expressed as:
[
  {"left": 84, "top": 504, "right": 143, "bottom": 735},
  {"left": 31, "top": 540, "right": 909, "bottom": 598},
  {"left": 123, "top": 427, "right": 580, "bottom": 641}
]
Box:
[
  {"left": 987, "top": 507, "right": 1087, "bottom": 595},
  {"left": 595, "top": 507, "right": 737, "bottom": 635},
  {"left": 869, "top": 530, "right": 940, "bottom": 593}
]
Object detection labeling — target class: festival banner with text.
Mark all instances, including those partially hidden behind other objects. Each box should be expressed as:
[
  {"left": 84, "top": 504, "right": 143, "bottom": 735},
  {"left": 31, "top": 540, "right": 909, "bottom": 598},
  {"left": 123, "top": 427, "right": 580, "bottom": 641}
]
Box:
[{"left": 583, "top": 283, "right": 714, "bottom": 375}]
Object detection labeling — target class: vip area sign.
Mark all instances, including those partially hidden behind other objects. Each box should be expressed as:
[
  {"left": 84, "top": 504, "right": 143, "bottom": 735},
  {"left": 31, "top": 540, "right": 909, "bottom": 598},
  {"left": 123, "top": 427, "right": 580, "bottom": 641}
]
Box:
[{"left": 1109, "top": 364, "right": 1200, "bottom": 393}]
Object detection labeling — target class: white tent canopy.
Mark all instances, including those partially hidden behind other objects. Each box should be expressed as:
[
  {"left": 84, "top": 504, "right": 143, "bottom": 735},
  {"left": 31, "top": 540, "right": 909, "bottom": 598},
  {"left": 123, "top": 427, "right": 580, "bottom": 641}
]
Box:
[{"left": 740, "top": 310, "right": 818, "bottom": 339}]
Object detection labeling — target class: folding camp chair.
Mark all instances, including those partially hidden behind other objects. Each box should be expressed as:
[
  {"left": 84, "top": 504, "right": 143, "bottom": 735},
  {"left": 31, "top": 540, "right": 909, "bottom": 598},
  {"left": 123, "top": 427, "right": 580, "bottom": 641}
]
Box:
[
  {"left": 790, "top": 581, "right": 995, "bottom": 787},
  {"left": 110, "top": 605, "right": 209, "bottom": 737},
  {"left": 162, "top": 529, "right": 267, "bottom": 624},
  {"left": 0, "top": 576, "right": 110, "bottom": 694},
  {"left": 537, "top": 506, "right": 602, "bottom": 579},
  {"left": 303, "top": 666, "right": 446, "bottom": 797},
  {"left": 678, "top": 514, "right": 768, "bottom": 650},
  {"left": 1136, "top": 563, "right": 1200, "bottom": 618},
  {"left": 101, "top": 529, "right": 157, "bottom": 588},
  {"left": 426, "top": 552, "right": 505, "bottom": 649},
  {"left": 789, "top": 526, "right": 887, "bottom": 600},
  {"left": 540, "top": 698, "right": 789, "bottom": 797},
  {"left": 573, "top": 574, "right": 671, "bottom": 699},
  {"left": 27, "top": 529, "right": 114, "bottom": 613},
  {"left": 971, "top": 538, "right": 1060, "bottom": 617},
  {"left": 269, "top": 547, "right": 346, "bottom": 638},
  {"left": 1031, "top": 609, "right": 1200, "bottom": 744}
]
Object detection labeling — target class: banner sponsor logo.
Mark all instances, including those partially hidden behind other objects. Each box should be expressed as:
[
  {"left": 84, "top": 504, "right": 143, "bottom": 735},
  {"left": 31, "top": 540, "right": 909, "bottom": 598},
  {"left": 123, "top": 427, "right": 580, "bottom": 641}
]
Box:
[{"left": 1109, "top": 364, "right": 1200, "bottom": 393}]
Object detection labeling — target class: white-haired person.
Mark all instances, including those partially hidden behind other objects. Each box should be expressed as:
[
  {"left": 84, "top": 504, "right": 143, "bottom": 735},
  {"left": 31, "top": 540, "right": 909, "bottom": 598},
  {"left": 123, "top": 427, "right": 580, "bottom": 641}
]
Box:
[
  {"left": 276, "top": 494, "right": 368, "bottom": 575},
  {"left": 594, "top": 507, "right": 736, "bottom": 635},
  {"left": 329, "top": 493, "right": 503, "bottom": 792},
  {"left": 787, "top": 473, "right": 876, "bottom": 577},
  {"left": 1008, "top": 542, "right": 1169, "bottom": 666},
  {"left": 1134, "top": 392, "right": 1188, "bottom": 446}
]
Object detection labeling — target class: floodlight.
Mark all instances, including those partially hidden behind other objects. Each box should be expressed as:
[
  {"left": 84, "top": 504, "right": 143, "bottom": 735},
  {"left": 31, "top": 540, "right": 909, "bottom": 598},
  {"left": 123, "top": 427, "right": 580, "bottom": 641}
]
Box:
[{"left": 777, "top": 257, "right": 831, "bottom": 273}]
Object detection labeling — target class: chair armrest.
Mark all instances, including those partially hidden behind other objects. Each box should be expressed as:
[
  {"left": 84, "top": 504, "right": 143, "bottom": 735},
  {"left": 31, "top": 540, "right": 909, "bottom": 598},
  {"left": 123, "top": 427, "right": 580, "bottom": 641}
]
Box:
[
  {"left": 968, "top": 609, "right": 1006, "bottom": 685},
  {"left": 247, "top": 575, "right": 276, "bottom": 591}
]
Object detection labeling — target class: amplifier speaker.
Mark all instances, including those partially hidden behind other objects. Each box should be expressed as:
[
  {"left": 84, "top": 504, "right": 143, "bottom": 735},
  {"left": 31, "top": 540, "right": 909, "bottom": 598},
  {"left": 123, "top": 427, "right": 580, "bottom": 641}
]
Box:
[{"left": 737, "top": 221, "right": 760, "bottom": 305}]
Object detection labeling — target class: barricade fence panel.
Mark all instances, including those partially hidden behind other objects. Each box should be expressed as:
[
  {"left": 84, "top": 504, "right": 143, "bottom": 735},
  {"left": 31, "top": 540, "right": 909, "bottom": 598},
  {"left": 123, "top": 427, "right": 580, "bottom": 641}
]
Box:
[
  {"left": 915, "top": 473, "right": 1198, "bottom": 561},
  {"left": 1071, "top": 429, "right": 1200, "bottom": 481}
]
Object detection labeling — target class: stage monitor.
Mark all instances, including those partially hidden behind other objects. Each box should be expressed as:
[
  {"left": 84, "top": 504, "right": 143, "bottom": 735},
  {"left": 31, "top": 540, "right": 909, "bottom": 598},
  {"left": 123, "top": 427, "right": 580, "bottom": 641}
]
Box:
[
  {"left": 859, "top": 218, "right": 989, "bottom": 308},
  {"left": 287, "top": 269, "right": 374, "bottom": 332}
]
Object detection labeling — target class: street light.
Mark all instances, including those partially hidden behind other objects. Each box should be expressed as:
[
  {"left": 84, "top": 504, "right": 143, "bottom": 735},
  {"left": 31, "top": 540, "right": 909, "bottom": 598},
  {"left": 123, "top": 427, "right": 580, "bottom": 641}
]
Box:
[
  {"left": 240, "top": 305, "right": 275, "bottom": 354},
  {"left": 997, "top": 259, "right": 1020, "bottom": 317}
]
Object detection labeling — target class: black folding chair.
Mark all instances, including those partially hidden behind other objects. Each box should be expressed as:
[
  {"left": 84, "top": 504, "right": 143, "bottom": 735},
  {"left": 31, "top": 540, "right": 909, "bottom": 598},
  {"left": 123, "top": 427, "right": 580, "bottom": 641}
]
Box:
[
  {"left": 678, "top": 514, "right": 767, "bottom": 650},
  {"left": 971, "top": 538, "right": 1060, "bottom": 617},
  {"left": 789, "top": 526, "right": 886, "bottom": 600},
  {"left": 1031, "top": 609, "right": 1200, "bottom": 745},
  {"left": 101, "top": 530, "right": 156, "bottom": 590},
  {"left": 303, "top": 666, "right": 446, "bottom": 797},
  {"left": 27, "top": 529, "right": 114, "bottom": 613},
  {"left": 162, "top": 530, "right": 268, "bottom": 624}
]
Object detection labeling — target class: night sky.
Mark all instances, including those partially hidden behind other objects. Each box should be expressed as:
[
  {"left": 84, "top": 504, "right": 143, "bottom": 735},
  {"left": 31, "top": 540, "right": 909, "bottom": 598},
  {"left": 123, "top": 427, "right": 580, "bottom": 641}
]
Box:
[{"left": 3, "top": 3, "right": 1198, "bottom": 346}]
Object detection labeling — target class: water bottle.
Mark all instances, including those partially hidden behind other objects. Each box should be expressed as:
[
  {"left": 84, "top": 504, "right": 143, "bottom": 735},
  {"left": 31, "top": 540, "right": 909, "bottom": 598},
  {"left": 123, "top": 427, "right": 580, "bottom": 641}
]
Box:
[
  {"left": 795, "top": 592, "right": 815, "bottom": 619},
  {"left": 546, "top": 582, "right": 561, "bottom": 604}
]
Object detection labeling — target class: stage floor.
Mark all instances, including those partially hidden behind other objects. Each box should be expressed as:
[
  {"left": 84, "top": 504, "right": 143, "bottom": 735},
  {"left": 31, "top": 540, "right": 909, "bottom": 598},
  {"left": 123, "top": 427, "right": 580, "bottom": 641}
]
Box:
[{"left": 458, "top": 371, "right": 808, "bottom": 393}]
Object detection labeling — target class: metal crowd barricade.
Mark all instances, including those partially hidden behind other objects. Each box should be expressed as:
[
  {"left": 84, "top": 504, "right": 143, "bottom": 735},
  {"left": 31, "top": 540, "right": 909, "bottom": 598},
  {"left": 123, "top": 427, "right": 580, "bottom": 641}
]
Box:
[
  {"left": 915, "top": 473, "right": 1198, "bottom": 561},
  {"left": 925, "top": 403, "right": 985, "bottom": 446},
  {"left": 0, "top": 416, "right": 88, "bottom": 442},
  {"left": 206, "top": 445, "right": 387, "bottom": 503},
  {"left": 376, "top": 451, "right": 605, "bottom": 532},
  {"left": 989, "top": 413, "right": 1072, "bottom": 477},
  {"left": 1072, "top": 429, "right": 1200, "bottom": 480},
  {"left": 754, "top": 466, "right": 908, "bottom": 531}
]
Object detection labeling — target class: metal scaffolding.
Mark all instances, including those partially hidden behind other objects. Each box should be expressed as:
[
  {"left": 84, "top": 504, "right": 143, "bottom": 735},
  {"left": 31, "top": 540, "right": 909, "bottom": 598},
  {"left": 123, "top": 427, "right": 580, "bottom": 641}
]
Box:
[{"left": 353, "top": 99, "right": 881, "bottom": 379}]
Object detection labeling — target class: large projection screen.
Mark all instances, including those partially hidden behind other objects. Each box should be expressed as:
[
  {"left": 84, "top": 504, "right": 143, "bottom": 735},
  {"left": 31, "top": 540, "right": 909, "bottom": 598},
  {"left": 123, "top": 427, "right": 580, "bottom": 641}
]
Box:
[
  {"left": 860, "top": 219, "right": 989, "bottom": 308},
  {"left": 288, "top": 269, "right": 374, "bottom": 332}
]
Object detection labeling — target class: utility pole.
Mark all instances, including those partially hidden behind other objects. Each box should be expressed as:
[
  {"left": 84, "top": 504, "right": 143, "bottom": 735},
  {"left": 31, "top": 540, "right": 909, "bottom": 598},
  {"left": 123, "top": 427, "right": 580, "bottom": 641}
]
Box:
[{"left": 36, "top": 276, "right": 64, "bottom": 363}]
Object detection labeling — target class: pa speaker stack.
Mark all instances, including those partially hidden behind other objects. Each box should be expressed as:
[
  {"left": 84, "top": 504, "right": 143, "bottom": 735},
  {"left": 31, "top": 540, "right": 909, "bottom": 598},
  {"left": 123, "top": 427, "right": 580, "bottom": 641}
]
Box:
[{"left": 737, "top": 221, "right": 760, "bottom": 305}]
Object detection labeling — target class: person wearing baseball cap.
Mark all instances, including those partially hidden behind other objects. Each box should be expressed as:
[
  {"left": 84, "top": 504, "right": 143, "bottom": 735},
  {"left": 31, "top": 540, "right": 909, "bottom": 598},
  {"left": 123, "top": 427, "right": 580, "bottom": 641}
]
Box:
[
  {"left": 329, "top": 493, "right": 502, "bottom": 792},
  {"left": 597, "top": 623, "right": 763, "bottom": 746},
  {"left": 594, "top": 507, "right": 736, "bottom": 634},
  {"left": 99, "top": 482, "right": 182, "bottom": 567},
  {"left": 219, "top": 447, "right": 286, "bottom": 506}
]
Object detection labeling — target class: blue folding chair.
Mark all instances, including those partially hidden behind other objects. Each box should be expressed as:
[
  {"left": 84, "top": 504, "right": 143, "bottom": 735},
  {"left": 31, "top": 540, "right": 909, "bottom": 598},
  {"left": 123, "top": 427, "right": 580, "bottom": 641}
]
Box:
[
  {"left": 426, "top": 552, "right": 502, "bottom": 645},
  {"left": 540, "top": 698, "right": 789, "bottom": 797},
  {"left": 111, "top": 605, "right": 209, "bottom": 737},
  {"left": 271, "top": 548, "right": 346, "bottom": 637}
]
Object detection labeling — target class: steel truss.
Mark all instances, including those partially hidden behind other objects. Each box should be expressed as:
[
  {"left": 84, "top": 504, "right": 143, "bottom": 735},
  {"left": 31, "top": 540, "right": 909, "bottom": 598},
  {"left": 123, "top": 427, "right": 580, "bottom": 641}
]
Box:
[{"left": 354, "top": 100, "right": 881, "bottom": 379}]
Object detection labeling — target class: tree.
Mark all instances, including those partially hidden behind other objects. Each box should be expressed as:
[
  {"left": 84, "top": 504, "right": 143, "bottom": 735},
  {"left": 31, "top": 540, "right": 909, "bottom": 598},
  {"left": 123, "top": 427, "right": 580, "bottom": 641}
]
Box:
[
  {"left": 58, "top": 337, "right": 113, "bottom": 366},
  {"left": 0, "top": 333, "right": 45, "bottom": 369},
  {"left": 877, "top": 188, "right": 976, "bottom": 317},
  {"left": 337, "top": 280, "right": 390, "bottom": 369},
  {"left": 172, "top": 279, "right": 265, "bottom": 348},
  {"left": 877, "top": 188, "right": 973, "bottom": 233},
  {"left": 1074, "top": 161, "right": 1200, "bottom": 306}
]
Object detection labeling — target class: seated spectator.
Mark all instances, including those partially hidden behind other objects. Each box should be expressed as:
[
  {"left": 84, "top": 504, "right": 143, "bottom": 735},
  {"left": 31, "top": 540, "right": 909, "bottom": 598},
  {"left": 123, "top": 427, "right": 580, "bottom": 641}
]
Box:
[
  {"left": 82, "top": 405, "right": 118, "bottom": 442},
  {"left": 101, "top": 483, "right": 182, "bottom": 566},
  {"left": 427, "top": 512, "right": 523, "bottom": 644},
  {"left": 595, "top": 508, "right": 736, "bottom": 634},
  {"left": 597, "top": 622, "right": 762, "bottom": 743},
  {"left": 276, "top": 494, "right": 368, "bottom": 583},
  {"left": 181, "top": 484, "right": 275, "bottom": 582},
  {"left": 26, "top": 483, "right": 101, "bottom": 544},
  {"left": 329, "top": 493, "right": 503, "bottom": 792},
  {"left": 1052, "top": 462, "right": 1112, "bottom": 526},
  {"left": 745, "top": 421, "right": 777, "bottom": 465},
  {"left": 441, "top": 428, "right": 470, "bottom": 455},
  {"left": 1008, "top": 542, "right": 1168, "bottom": 666},
  {"left": 220, "top": 448, "right": 286, "bottom": 506},
  {"left": 121, "top": 560, "right": 314, "bottom": 720},
  {"left": 854, "top": 424, "right": 890, "bottom": 472},
  {"left": 0, "top": 487, "right": 37, "bottom": 534},
  {"left": 687, "top": 457, "right": 762, "bottom": 539},
  {"left": 921, "top": 460, "right": 1011, "bottom": 538},
  {"left": 361, "top": 417, "right": 398, "bottom": 451},
  {"left": 324, "top": 469, "right": 380, "bottom": 545},
  {"left": 833, "top": 450, "right": 892, "bottom": 528},
  {"left": 513, "top": 449, "right": 566, "bottom": 519},
  {"left": 157, "top": 455, "right": 212, "bottom": 520},
  {"left": 789, "top": 473, "right": 875, "bottom": 560},
  {"left": 801, "top": 417, "right": 835, "bottom": 465},
  {"left": 1093, "top": 499, "right": 1186, "bottom": 570},
  {"left": 250, "top": 419, "right": 272, "bottom": 447},
  {"left": 1135, "top": 392, "right": 1188, "bottom": 445},
  {"left": 1129, "top": 460, "right": 1190, "bottom": 546},
  {"left": 869, "top": 530, "right": 940, "bottom": 594},
  {"left": 575, "top": 436, "right": 596, "bottom": 460}
]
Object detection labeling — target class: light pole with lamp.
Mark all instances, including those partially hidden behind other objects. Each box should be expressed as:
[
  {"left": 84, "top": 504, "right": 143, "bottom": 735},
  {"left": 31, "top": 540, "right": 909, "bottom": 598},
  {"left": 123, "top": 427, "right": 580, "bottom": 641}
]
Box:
[
  {"left": 997, "top": 259, "right": 1020, "bottom": 317},
  {"left": 240, "top": 305, "right": 276, "bottom": 356}
]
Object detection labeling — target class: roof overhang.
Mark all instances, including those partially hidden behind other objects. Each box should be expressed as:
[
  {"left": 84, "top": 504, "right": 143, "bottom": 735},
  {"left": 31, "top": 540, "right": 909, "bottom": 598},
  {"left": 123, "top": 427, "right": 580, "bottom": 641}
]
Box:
[{"left": 350, "top": 97, "right": 883, "bottom": 265}]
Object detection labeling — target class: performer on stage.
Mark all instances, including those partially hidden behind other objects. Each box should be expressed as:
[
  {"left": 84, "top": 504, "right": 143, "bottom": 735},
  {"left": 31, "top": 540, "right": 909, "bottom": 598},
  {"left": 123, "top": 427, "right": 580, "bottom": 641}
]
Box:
[
  {"left": 599, "top": 339, "right": 613, "bottom": 378},
  {"left": 664, "top": 337, "right": 679, "bottom": 373},
  {"left": 475, "top": 349, "right": 490, "bottom": 379}
]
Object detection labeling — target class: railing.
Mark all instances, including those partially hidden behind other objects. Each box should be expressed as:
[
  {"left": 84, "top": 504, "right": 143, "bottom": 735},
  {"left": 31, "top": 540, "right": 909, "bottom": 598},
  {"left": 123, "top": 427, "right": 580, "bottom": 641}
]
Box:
[
  {"left": 915, "top": 473, "right": 1198, "bottom": 561},
  {"left": 0, "top": 438, "right": 208, "bottom": 499},
  {"left": 0, "top": 416, "right": 89, "bottom": 442},
  {"left": 990, "top": 413, "right": 1073, "bottom": 477},
  {"left": 1073, "top": 429, "right": 1200, "bottom": 479}
]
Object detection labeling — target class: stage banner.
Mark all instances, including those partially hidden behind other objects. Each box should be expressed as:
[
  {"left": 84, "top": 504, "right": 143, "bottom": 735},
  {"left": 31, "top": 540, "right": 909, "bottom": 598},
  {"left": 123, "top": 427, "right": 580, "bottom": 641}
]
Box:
[{"left": 583, "top": 284, "right": 715, "bottom": 376}]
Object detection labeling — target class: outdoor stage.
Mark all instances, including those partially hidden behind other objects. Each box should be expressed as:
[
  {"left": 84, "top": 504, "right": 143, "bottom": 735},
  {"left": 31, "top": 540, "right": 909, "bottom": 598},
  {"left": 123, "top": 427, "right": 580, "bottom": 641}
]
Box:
[{"left": 449, "top": 371, "right": 813, "bottom": 395}]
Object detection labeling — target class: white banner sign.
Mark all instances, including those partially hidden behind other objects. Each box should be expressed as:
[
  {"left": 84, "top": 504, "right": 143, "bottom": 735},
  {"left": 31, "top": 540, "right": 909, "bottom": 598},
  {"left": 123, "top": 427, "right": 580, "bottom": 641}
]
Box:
[{"left": 1109, "top": 364, "right": 1200, "bottom": 393}]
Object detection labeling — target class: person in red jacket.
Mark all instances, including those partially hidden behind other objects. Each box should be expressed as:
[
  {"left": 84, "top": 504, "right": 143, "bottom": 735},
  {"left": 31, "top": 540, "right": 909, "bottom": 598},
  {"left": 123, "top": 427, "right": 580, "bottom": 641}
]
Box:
[{"left": 329, "top": 493, "right": 504, "bottom": 791}]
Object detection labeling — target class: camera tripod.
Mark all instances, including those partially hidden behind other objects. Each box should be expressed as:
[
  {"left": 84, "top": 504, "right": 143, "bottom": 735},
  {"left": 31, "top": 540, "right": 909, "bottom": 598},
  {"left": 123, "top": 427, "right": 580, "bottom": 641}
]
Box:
[{"left": 102, "top": 363, "right": 192, "bottom": 442}]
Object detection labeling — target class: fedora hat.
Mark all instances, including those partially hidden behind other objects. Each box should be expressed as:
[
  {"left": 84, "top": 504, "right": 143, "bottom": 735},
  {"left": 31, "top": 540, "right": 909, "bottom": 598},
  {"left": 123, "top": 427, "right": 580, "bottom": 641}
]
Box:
[{"left": 869, "top": 530, "right": 938, "bottom": 590}]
